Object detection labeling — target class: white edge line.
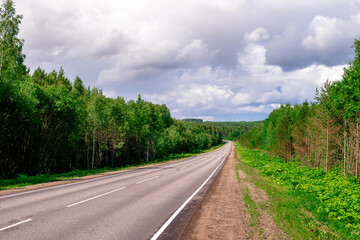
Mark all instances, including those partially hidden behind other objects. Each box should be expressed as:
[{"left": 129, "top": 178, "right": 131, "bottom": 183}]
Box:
[
  {"left": 0, "top": 142, "right": 230, "bottom": 200},
  {"left": 0, "top": 157, "right": 199, "bottom": 199},
  {"left": 0, "top": 167, "right": 168, "bottom": 200},
  {"left": 151, "top": 150, "right": 229, "bottom": 240},
  {"left": 136, "top": 176, "right": 159, "bottom": 185},
  {"left": 67, "top": 186, "right": 126, "bottom": 208},
  {"left": 0, "top": 219, "right": 32, "bottom": 232},
  {"left": 0, "top": 172, "right": 131, "bottom": 200},
  {"left": 164, "top": 170, "right": 177, "bottom": 175}
]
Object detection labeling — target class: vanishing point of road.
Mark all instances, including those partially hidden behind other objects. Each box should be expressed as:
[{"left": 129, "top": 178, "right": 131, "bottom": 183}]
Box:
[{"left": 0, "top": 142, "right": 232, "bottom": 240}]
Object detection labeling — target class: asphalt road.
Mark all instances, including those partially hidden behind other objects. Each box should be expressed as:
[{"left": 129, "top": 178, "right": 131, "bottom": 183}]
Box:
[{"left": 0, "top": 142, "right": 232, "bottom": 240}]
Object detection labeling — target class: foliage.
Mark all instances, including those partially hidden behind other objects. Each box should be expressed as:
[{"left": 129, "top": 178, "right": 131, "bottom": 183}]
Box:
[
  {"left": 239, "top": 38, "right": 360, "bottom": 180},
  {"left": 204, "top": 121, "right": 263, "bottom": 140},
  {"left": 0, "top": 0, "right": 26, "bottom": 81},
  {"left": 330, "top": 39, "right": 360, "bottom": 120},
  {"left": 182, "top": 118, "right": 203, "bottom": 123},
  {"left": 0, "top": 1, "right": 223, "bottom": 178},
  {"left": 0, "top": 71, "right": 223, "bottom": 177},
  {"left": 236, "top": 144, "right": 360, "bottom": 238}
]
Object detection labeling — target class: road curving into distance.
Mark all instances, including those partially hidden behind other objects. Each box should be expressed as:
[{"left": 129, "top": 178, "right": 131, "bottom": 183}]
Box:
[{"left": 0, "top": 141, "right": 232, "bottom": 240}]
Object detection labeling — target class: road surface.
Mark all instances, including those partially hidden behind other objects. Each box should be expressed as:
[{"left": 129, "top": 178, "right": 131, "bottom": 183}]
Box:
[{"left": 0, "top": 142, "right": 231, "bottom": 240}]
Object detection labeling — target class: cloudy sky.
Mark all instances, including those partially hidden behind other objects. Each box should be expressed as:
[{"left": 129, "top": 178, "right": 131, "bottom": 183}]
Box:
[{"left": 16, "top": 0, "right": 360, "bottom": 121}]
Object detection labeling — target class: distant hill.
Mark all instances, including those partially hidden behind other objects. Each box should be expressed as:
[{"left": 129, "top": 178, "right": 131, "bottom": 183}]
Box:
[
  {"left": 180, "top": 119, "right": 264, "bottom": 140},
  {"left": 204, "top": 121, "right": 264, "bottom": 140},
  {"left": 182, "top": 118, "right": 203, "bottom": 123}
]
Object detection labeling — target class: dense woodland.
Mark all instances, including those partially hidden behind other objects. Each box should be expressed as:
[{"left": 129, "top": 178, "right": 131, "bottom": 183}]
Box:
[
  {"left": 204, "top": 121, "right": 263, "bottom": 140},
  {"left": 240, "top": 38, "right": 360, "bottom": 179},
  {"left": 0, "top": 1, "right": 223, "bottom": 178}
]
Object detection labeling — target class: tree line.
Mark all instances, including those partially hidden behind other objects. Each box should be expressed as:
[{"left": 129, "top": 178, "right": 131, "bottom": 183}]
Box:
[
  {"left": 0, "top": 1, "right": 222, "bottom": 178},
  {"left": 240, "top": 38, "right": 360, "bottom": 180},
  {"left": 204, "top": 121, "right": 263, "bottom": 140}
]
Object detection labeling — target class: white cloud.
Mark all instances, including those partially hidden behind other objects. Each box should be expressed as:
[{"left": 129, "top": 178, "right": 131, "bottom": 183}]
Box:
[
  {"left": 237, "top": 29, "right": 283, "bottom": 77},
  {"left": 176, "top": 39, "right": 208, "bottom": 61},
  {"left": 232, "top": 92, "right": 252, "bottom": 105},
  {"left": 176, "top": 84, "right": 234, "bottom": 108},
  {"left": 154, "top": 28, "right": 346, "bottom": 120},
  {"left": 303, "top": 13, "right": 360, "bottom": 50},
  {"left": 195, "top": 116, "right": 215, "bottom": 122},
  {"left": 302, "top": 16, "right": 339, "bottom": 49},
  {"left": 237, "top": 43, "right": 282, "bottom": 75},
  {"left": 236, "top": 104, "right": 281, "bottom": 113},
  {"left": 244, "top": 27, "right": 269, "bottom": 43},
  {"left": 15, "top": 0, "right": 359, "bottom": 121}
]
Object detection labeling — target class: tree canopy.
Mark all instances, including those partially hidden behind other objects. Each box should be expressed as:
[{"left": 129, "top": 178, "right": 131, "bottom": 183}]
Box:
[
  {"left": 0, "top": 1, "right": 223, "bottom": 178},
  {"left": 240, "top": 38, "right": 360, "bottom": 179}
]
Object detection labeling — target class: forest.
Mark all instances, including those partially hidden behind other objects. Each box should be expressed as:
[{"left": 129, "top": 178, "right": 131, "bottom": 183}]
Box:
[
  {"left": 0, "top": 1, "right": 223, "bottom": 178},
  {"left": 204, "top": 121, "right": 263, "bottom": 140},
  {"left": 240, "top": 38, "right": 360, "bottom": 180}
]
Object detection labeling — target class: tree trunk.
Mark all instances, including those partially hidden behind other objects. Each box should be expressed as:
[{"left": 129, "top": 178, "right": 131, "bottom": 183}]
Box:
[
  {"left": 356, "top": 121, "right": 359, "bottom": 179},
  {"left": 314, "top": 138, "right": 317, "bottom": 168},
  {"left": 289, "top": 142, "right": 292, "bottom": 161},
  {"left": 111, "top": 147, "right": 114, "bottom": 168},
  {"left": 92, "top": 127, "right": 96, "bottom": 169},
  {"left": 309, "top": 137, "right": 312, "bottom": 167},
  {"left": 344, "top": 119, "right": 347, "bottom": 176},
  {"left": 326, "top": 119, "right": 330, "bottom": 173},
  {"left": 146, "top": 141, "right": 150, "bottom": 162},
  {"left": 76, "top": 149, "right": 80, "bottom": 169},
  {"left": 106, "top": 148, "right": 109, "bottom": 166}
]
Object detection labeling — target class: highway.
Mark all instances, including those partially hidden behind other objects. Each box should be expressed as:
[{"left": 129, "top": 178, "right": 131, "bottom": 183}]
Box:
[{"left": 0, "top": 141, "right": 231, "bottom": 240}]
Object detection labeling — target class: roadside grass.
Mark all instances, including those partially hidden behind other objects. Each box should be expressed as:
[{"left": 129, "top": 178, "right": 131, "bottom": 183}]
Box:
[
  {"left": 234, "top": 162, "right": 262, "bottom": 238},
  {"left": 242, "top": 185, "right": 263, "bottom": 238},
  {"left": 234, "top": 143, "right": 348, "bottom": 240},
  {"left": 0, "top": 142, "right": 225, "bottom": 191}
]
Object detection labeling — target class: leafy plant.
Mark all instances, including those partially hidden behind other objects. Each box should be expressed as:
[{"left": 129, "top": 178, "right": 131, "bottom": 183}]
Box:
[{"left": 236, "top": 143, "right": 360, "bottom": 238}]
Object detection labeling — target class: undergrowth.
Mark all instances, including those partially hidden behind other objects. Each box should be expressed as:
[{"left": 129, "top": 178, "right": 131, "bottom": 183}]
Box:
[{"left": 235, "top": 143, "right": 358, "bottom": 239}]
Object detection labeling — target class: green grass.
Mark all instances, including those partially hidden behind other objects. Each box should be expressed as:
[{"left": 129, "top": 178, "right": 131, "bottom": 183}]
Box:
[
  {"left": 234, "top": 143, "right": 348, "bottom": 240},
  {"left": 242, "top": 186, "right": 263, "bottom": 238},
  {"left": 0, "top": 142, "right": 225, "bottom": 191},
  {"left": 235, "top": 158, "right": 263, "bottom": 238}
]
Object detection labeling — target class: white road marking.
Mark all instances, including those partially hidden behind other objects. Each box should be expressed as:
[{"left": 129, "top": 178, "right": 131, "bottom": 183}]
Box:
[
  {"left": 151, "top": 151, "right": 228, "bottom": 240},
  {"left": 0, "top": 170, "right": 138, "bottom": 200},
  {"left": 0, "top": 219, "right": 32, "bottom": 232},
  {"left": 164, "top": 170, "right": 177, "bottom": 175},
  {"left": 136, "top": 176, "right": 159, "bottom": 185},
  {"left": 0, "top": 151, "right": 206, "bottom": 200},
  {"left": 0, "top": 147, "right": 226, "bottom": 200},
  {"left": 67, "top": 187, "right": 126, "bottom": 207},
  {"left": 0, "top": 160, "right": 184, "bottom": 200}
]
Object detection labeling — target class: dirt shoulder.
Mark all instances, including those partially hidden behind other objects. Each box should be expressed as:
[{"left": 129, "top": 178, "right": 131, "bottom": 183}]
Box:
[{"left": 181, "top": 144, "right": 286, "bottom": 240}]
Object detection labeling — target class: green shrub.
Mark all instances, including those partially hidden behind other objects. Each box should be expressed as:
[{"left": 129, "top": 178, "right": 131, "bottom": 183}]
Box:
[{"left": 236, "top": 143, "right": 360, "bottom": 238}]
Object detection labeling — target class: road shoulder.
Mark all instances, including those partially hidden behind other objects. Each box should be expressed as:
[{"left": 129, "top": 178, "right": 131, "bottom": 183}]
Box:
[
  {"left": 181, "top": 144, "right": 250, "bottom": 239},
  {"left": 181, "top": 144, "right": 287, "bottom": 239}
]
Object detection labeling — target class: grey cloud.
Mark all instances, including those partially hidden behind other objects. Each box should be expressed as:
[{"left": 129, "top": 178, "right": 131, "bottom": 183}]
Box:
[
  {"left": 266, "top": 34, "right": 318, "bottom": 71},
  {"left": 90, "top": 31, "right": 129, "bottom": 60},
  {"left": 266, "top": 12, "right": 360, "bottom": 71},
  {"left": 15, "top": 0, "right": 360, "bottom": 121}
]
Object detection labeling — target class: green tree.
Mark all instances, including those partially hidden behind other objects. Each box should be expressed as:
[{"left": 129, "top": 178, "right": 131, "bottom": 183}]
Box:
[
  {"left": 0, "top": 0, "right": 26, "bottom": 81},
  {"left": 275, "top": 107, "right": 293, "bottom": 160},
  {"left": 330, "top": 39, "right": 360, "bottom": 178},
  {"left": 314, "top": 80, "right": 340, "bottom": 173},
  {"left": 0, "top": 0, "right": 30, "bottom": 177}
]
